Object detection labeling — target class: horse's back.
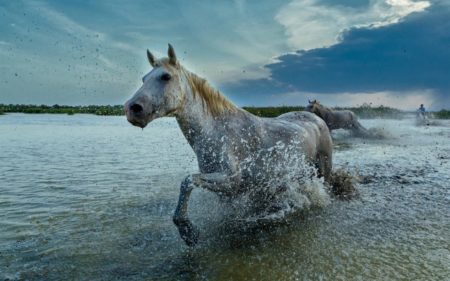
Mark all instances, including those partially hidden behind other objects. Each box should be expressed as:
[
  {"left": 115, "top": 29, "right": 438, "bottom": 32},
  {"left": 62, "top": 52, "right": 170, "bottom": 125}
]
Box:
[
  {"left": 341, "top": 110, "right": 357, "bottom": 120},
  {"left": 323, "top": 109, "right": 355, "bottom": 130},
  {"left": 276, "top": 111, "right": 329, "bottom": 134},
  {"left": 276, "top": 111, "right": 332, "bottom": 153}
]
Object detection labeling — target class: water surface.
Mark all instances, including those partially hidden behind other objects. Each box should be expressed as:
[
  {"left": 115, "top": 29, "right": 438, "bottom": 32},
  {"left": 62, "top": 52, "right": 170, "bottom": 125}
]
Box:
[{"left": 1, "top": 114, "right": 449, "bottom": 280}]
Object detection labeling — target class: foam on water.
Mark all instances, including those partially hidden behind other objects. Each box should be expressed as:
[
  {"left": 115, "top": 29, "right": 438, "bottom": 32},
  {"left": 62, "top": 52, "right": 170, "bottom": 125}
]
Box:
[
  {"left": 365, "top": 127, "right": 395, "bottom": 139},
  {"left": 332, "top": 125, "right": 394, "bottom": 140}
]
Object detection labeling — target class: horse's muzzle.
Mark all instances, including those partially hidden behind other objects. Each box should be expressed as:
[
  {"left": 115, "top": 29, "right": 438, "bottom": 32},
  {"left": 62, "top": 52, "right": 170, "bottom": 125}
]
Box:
[{"left": 125, "top": 102, "right": 148, "bottom": 128}]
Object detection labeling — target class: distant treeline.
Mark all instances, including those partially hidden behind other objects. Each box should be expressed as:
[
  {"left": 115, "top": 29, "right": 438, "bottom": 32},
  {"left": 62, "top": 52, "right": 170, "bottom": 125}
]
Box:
[
  {"left": 335, "top": 105, "right": 404, "bottom": 119},
  {"left": 434, "top": 109, "right": 450, "bottom": 119},
  {"left": 1, "top": 104, "right": 449, "bottom": 119},
  {"left": 243, "top": 106, "right": 305, "bottom": 118},
  {"left": 0, "top": 104, "right": 124, "bottom": 116},
  {"left": 243, "top": 105, "right": 404, "bottom": 119}
]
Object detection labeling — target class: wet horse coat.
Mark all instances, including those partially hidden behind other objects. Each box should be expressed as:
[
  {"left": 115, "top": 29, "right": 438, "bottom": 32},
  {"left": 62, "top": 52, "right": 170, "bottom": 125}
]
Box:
[{"left": 125, "top": 45, "right": 333, "bottom": 245}]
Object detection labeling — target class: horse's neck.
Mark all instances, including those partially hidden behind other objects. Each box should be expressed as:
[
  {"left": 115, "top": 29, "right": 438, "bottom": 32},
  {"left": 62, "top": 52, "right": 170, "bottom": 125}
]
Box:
[
  {"left": 318, "top": 106, "right": 332, "bottom": 119},
  {"left": 174, "top": 71, "right": 236, "bottom": 148}
]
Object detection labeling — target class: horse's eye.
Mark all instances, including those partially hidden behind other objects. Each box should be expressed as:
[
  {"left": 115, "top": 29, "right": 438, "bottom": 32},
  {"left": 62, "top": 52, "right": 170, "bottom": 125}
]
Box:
[{"left": 161, "top": 73, "right": 171, "bottom": 81}]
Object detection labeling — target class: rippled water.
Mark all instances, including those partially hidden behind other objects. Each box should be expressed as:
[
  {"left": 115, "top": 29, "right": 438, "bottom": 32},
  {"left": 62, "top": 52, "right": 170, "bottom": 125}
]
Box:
[{"left": 1, "top": 113, "right": 449, "bottom": 280}]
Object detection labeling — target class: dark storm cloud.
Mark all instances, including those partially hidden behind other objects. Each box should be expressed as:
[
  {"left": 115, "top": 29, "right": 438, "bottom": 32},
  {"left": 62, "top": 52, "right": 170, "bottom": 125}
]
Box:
[{"left": 223, "top": 2, "right": 450, "bottom": 103}]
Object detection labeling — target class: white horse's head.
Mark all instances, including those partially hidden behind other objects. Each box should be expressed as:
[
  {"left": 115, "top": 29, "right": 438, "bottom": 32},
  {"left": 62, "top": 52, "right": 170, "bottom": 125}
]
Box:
[
  {"left": 306, "top": 99, "right": 319, "bottom": 112},
  {"left": 125, "top": 44, "right": 185, "bottom": 128}
]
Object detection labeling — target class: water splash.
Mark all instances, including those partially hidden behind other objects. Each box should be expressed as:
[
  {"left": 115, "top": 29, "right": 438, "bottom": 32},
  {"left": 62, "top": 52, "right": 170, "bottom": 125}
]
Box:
[
  {"left": 216, "top": 140, "right": 331, "bottom": 225},
  {"left": 415, "top": 118, "right": 443, "bottom": 127},
  {"left": 365, "top": 127, "right": 394, "bottom": 139},
  {"left": 330, "top": 168, "right": 358, "bottom": 199},
  {"left": 332, "top": 126, "right": 394, "bottom": 140}
]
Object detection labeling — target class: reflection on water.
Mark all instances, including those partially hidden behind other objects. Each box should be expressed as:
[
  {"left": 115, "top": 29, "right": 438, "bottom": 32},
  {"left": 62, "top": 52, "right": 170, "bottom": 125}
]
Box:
[{"left": 1, "top": 114, "right": 449, "bottom": 280}]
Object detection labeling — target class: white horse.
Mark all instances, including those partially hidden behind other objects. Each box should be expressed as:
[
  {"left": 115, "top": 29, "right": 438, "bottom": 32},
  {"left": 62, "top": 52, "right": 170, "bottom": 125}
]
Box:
[
  {"left": 125, "top": 45, "right": 332, "bottom": 246},
  {"left": 306, "top": 100, "right": 371, "bottom": 137}
]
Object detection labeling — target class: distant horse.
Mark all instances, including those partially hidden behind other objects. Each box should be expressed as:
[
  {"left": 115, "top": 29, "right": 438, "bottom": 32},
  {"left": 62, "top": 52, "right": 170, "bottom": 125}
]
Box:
[
  {"left": 306, "top": 100, "right": 370, "bottom": 137},
  {"left": 125, "top": 45, "right": 332, "bottom": 246}
]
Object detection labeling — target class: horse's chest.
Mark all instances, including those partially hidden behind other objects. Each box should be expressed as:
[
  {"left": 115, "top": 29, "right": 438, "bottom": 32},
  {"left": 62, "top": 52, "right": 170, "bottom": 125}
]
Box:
[{"left": 194, "top": 142, "right": 232, "bottom": 173}]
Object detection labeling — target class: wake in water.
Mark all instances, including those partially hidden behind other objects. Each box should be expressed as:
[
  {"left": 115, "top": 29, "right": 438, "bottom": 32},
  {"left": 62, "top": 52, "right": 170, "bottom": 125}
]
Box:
[
  {"left": 364, "top": 127, "right": 394, "bottom": 139},
  {"left": 333, "top": 126, "right": 394, "bottom": 140},
  {"left": 415, "top": 117, "right": 443, "bottom": 127}
]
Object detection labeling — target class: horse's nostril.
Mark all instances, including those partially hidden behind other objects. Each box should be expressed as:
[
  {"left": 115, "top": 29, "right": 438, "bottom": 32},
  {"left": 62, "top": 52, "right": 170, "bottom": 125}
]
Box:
[{"left": 130, "top": 103, "right": 143, "bottom": 113}]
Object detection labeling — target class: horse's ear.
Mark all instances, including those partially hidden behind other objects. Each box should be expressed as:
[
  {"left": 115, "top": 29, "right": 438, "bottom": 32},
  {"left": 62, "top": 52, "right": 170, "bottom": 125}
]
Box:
[
  {"left": 168, "top": 43, "right": 177, "bottom": 66},
  {"left": 147, "top": 49, "right": 156, "bottom": 67}
]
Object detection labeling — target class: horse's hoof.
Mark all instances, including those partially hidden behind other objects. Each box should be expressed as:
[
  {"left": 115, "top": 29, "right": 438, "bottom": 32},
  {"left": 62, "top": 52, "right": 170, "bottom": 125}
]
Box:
[{"left": 177, "top": 220, "right": 199, "bottom": 246}]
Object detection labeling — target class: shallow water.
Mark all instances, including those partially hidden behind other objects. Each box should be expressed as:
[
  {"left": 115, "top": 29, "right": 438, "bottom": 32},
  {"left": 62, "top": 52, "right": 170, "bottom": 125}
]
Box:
[{"left": 1, "top": 114, "right": 449, "bottom": 280}]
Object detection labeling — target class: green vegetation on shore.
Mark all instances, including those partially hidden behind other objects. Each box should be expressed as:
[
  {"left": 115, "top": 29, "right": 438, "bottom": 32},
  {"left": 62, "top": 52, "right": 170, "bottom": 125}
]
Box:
[
  {"left": 434, "top": 109, "right": 450, "bottom": 119},
  {"left": 1, "top": 103, "right": 449, "bottom": 119},
  {"left": 0, "top": 104, "right": 123, "bottom": 116},
  {"left": 334, "top": 105, "right": 403, "bottom": 119},
  {"left": 244, "top": 104, "right": 403, "bottom": 119},
  {"left": 242, "top": 106, "right": 305, "bottom": 118}
]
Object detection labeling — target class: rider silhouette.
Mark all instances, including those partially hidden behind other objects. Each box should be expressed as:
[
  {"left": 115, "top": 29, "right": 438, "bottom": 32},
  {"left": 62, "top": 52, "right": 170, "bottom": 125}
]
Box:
[
  {"left": 418, "top": 104, "right": 426, "bottom": 114},
  {"left": 417, "top": 104, "right": 429, "bottom": 125},
  {"left": 417, "top": 104, "right": 427, "bottom": 119}
]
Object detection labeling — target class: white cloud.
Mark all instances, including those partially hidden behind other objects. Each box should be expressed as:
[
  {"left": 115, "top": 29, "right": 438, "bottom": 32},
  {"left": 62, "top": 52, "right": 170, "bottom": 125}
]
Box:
[{"left": 276, "top": 0, "right": 430, "bottom": 50}]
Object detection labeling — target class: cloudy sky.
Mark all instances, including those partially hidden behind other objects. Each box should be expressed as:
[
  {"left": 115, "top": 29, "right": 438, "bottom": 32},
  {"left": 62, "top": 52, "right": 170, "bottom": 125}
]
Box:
[{"left": 0, "top": 0, "right": 449, "bottom": 109}]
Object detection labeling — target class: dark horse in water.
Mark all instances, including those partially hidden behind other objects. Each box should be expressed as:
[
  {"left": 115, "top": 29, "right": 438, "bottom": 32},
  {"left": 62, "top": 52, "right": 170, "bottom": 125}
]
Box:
[
  {"left": 124, "top": 45, "right": 333, "bottom": 246},
  {"left": 306, "top": 100, "right": 370, "bottom": 137}
]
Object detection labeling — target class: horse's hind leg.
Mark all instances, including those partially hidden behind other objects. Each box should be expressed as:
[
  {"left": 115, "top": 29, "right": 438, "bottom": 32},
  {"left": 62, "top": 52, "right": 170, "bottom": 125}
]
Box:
[
  {"left": 315, "top": 131, "right": 333, "bottom": 183},
  {"left": 351, "top": 119, "right": 370, "bottom": 138},
  {"left": 316, "top": 152, "right": 332, "bottom": 183}
]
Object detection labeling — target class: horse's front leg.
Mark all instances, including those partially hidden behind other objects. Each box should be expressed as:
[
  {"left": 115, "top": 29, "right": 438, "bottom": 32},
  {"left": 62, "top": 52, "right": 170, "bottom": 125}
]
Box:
[
  {"left": 173, "top": 175, "right": 199, "bottom": 246},
  {"left": 173, "top": 173, "right": 238, "bottom": 246}
]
